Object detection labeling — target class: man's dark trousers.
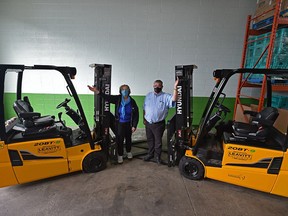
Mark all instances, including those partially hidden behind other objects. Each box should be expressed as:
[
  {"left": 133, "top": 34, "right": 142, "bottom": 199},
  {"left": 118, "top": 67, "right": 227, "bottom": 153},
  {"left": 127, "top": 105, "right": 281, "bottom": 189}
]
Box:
[{"left": 145, "top": 121, "right": 165, "bottom": 159}]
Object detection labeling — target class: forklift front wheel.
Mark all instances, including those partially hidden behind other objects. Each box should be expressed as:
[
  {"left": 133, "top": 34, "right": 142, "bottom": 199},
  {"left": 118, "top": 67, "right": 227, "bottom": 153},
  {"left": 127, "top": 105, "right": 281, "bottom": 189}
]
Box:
[
  {"left": 82, "top": 151, "right": 107, "bottom": 173},
  {"left": 179, "top": 156, "right": 204, "bottom": 180}
]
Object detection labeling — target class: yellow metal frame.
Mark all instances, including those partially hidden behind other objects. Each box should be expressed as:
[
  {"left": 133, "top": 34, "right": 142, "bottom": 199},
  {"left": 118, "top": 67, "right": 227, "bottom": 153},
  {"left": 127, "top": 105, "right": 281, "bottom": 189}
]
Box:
[
  {"left": 0, "top": 138, "right": 102, "bottom": 187},
  {"left": 184, "top": 141, "right": 288, "bottom": 197}
]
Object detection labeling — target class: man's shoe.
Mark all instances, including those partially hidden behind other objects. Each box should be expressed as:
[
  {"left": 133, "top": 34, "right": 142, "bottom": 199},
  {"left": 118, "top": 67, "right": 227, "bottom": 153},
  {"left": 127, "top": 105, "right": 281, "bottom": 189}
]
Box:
[
  {"left": 156, "top": 157, "right": 162, "bottom": 165},
  {"left": 118, "top": 155, "right": 123, "bottom": 164},
  {"left": 127, "top": 152, "right": 133, "bottom": 159},
  {"left": 143, "top": 155, "right": 153, "bottom": 162}
]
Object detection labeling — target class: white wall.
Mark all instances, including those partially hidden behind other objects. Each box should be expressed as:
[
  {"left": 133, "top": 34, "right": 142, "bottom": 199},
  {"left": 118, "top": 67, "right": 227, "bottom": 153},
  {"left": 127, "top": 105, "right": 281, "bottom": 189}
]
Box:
[{"left": 0, "top": 0, "right": 256, "bottom": 96}]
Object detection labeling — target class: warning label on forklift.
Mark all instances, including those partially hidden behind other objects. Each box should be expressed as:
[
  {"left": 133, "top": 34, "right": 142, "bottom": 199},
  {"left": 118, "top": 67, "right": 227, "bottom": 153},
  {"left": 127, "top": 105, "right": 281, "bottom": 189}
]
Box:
[
  {"left": 228, "top": 151, "right": 252, "bottom": 160},
  {"left": 38, "top": 145, "right": 61, "bottom": 154}
]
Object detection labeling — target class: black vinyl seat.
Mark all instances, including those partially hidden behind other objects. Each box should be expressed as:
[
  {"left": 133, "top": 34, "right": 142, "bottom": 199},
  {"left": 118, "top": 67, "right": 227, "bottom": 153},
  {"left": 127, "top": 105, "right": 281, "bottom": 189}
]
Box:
[
  {"left": 13, "top": 96, "right": 55, "bottom": 128},
  {"left": 232, "top": 107, "right": 279, "bottom": 141}
]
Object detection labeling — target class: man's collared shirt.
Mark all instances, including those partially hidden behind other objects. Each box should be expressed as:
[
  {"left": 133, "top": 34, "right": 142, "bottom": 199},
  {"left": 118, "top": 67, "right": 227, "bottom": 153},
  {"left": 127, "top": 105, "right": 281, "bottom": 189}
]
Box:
[{"left": 143, "top": 91, "right": 175, "bottom": 124}]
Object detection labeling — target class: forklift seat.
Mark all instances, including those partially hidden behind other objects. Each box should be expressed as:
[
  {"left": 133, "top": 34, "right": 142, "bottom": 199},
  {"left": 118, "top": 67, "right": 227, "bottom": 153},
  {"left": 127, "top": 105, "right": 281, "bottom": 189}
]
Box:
[
  {"left": 13, "top": 97, "right": 55, "bottom": 128},
  {"left": 13, "top": 98, "right": 34, "bottom": 114},
  {"left": 232, "top": 107, "right": 279, "bottom": 141}
]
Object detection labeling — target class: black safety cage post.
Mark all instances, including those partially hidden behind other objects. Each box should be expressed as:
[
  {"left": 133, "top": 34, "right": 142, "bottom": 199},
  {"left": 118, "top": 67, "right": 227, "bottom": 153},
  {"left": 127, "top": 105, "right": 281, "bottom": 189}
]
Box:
[
  {"left": 0, "top": 65, "right": 25, "bottom": 141},
  {"left": 167, "top": 65, "right": 197, "bottom": 167},
  {"left": 286, "top": 126, "right": 288, "bottom": 151},
  {"left": 16, "top": 72, "right": 23, "bottom": 100},
  {"left": 58, "top": 69, "right": 94, "bottom": 149}
]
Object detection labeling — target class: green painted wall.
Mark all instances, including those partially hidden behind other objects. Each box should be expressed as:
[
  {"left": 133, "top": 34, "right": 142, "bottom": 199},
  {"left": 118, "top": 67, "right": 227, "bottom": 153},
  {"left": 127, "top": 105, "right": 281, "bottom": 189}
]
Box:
[
  {"left": 4, "top": 93, "right": 95, "bottom": 128},
  {"left": 4, "top": 93, "right": 256, "bottom": 128}
]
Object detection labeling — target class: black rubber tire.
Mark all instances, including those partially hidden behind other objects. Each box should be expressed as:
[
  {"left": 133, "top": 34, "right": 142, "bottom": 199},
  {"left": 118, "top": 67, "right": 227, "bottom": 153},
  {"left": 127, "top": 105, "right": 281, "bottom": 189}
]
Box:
[
  {"left": 179, "top": 156, "right": 204, "bottom": 180},
  {"left": 82, "top": 151, "right": 107, "bottom": 173}
]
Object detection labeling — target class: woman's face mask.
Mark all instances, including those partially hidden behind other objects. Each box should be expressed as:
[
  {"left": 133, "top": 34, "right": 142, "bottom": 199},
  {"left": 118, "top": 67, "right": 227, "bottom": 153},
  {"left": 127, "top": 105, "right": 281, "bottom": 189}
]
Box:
[{"left": 121, "top": 89, "right": 129, "bottom": 97}]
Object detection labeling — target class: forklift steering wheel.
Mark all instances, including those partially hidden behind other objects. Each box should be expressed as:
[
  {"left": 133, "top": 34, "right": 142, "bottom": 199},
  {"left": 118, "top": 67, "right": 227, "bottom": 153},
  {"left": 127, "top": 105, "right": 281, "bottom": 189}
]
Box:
[
  {"left": 56, "top": 98, "right": 71, "bottom": 109},
  {"left": 204, "top": 101, "right": 231, "bottom": 134}
]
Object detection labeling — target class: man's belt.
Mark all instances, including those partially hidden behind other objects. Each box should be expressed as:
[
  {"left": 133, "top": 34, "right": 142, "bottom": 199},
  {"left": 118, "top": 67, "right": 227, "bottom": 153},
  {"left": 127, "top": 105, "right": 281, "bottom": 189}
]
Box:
[{"left": 148, "top": 120, "right": 165, "bottom": 125}]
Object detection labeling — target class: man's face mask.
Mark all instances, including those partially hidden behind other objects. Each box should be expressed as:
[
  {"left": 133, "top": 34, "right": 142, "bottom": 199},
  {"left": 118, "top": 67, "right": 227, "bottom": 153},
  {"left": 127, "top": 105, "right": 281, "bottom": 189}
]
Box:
[
  {"left": 153, "top": 82, "right": 163, "bottom": 93},
  {"left": 154, "top": 87, "right": 162, "bottom": 93},
  {"left": 121, "top": 89, "right": 129, "bottom": 97}
]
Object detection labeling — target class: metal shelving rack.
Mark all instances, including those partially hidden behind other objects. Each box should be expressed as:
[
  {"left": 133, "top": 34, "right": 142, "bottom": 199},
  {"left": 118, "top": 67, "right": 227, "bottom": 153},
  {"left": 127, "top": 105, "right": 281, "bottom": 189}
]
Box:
[{"left": 234, "top": 0, "right": 288, "bottom": 122}]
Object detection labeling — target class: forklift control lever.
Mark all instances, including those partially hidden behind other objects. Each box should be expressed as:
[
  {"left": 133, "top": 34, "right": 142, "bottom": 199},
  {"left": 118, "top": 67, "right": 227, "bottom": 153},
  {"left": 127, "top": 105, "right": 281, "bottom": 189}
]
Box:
[{"left": 58, "top": 112, "right": 66, "bottom": 129}]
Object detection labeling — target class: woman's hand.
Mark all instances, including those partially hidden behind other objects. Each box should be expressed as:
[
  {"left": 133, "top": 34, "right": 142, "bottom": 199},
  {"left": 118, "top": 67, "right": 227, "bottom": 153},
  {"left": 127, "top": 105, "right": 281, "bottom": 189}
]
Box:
[
  {"left": 132, "top": 127, "right": 136, "bottom": 133},
  {"left": 87, "top": 85, "right": 100, "bottom": 94}
]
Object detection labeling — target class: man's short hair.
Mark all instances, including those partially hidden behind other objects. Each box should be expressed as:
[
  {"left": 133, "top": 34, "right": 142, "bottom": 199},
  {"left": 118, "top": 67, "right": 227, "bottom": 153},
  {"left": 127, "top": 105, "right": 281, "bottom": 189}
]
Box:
[{"left": 154, "top": 80, "right": 163, "bottom": 85}]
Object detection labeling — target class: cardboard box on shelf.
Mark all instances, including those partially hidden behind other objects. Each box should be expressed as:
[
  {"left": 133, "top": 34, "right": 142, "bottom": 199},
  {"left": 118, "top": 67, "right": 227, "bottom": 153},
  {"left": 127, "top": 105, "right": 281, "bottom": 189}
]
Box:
[
  {"left": 251, "top": 103, "right": 288, "bottom": 134},
  {"left": 274, "top": 108, "right": 288, "bottom": 134},
  {"left": 250, "top": 104, "right": 259, "bottom": 112},
  {"left": 255, "top": 0, "right": 272, "bottom": 17},
  {"left": 234, "top": 104, "right": 259, "bottom": 123},
  {"left": 254, "top": 0, "right": 288, "bottom": 24},
  {"left": 235, "top": 103, "right": 288, "bottom": 134},
  {"left": 234, "top": 104, "right": 251, "bottom": 123}
]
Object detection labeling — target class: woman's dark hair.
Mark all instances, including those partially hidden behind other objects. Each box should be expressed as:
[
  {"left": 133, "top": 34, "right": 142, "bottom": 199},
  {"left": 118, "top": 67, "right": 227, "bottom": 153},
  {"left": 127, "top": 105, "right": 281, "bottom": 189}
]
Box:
[{"left": 119, "top": 84, "right": 131, "bottom": 94}]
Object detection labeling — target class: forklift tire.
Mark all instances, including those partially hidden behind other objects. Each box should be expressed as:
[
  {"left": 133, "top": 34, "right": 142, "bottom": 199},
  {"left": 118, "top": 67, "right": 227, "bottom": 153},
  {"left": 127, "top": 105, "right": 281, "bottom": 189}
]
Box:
[
  {"left": 82, "top": 151, "right": 107, "bottom": 173},
  {"left": 179, "top": 156, "right": 204, "bottom": 180}
]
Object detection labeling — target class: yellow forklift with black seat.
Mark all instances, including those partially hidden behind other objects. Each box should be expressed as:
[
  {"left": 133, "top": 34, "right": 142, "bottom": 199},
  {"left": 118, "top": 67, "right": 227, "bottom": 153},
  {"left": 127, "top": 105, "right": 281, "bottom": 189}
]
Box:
[
  {"left": 175, "top": 68, "right": 288, "bottom": 197},
  {"left": 0, "top": 64, "right": 114, "bottom": 187}
]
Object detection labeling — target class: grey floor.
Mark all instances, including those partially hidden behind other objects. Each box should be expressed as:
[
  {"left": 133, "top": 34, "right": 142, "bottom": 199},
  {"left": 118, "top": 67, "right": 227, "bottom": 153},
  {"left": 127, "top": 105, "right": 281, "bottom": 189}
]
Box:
[{"left": 0, "top": 130, "right": 287, "bottom": 216}]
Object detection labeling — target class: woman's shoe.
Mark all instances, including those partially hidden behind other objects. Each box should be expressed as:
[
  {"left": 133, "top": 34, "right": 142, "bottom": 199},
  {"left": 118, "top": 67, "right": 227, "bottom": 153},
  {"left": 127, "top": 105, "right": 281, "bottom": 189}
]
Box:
[
  {"left": 127, "top": 152, "right": 133, "bottom": 159},
  {"left": 118, "top": 155, "right": 123, "bottom": 164}
]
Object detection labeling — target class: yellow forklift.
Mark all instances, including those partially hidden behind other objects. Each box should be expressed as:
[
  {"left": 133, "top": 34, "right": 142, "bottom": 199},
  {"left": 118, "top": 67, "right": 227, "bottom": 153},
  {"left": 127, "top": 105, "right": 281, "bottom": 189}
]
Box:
[
  {"left": 0, "top": 64, "right": 115, "bottom": 187},
  {"left": 169, "top": 68, "right": 288, "bottom": 197}
]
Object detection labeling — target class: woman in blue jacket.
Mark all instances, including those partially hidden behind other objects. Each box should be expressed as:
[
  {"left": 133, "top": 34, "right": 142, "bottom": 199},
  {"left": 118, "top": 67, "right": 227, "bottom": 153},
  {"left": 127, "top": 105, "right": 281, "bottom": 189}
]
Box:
[{"left": 88, "top": 84, "right": 139, "bottom": 164}]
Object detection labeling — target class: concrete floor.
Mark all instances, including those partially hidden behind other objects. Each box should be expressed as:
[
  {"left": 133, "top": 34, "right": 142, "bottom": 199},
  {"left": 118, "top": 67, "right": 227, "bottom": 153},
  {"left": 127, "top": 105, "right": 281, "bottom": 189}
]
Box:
[{"left": 0, "top": 130, "right": 288, "bottom": 216}]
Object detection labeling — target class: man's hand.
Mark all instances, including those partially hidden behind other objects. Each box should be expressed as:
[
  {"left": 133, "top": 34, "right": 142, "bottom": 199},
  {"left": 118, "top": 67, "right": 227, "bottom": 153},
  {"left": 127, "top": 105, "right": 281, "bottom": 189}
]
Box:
[
  {"left": 87, "top": 85, "right": 100, "bottom": 94},
  {"left": 172, "top": 77, "right": 180, "bottom": 102},
  {"left": 132, "top": 127, "right": 136, "bottom": 133}
]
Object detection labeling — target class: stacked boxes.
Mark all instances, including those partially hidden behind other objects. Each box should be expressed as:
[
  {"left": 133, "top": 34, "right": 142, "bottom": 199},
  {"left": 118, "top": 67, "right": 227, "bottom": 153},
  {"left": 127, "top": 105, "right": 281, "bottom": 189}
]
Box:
[
  {"left": 244, "top": 28, "right": 288, "bottom": 82},
  {"left": 271, "top": 28, "right": 288, "bottom": 68},
  {"left": 253, "top": 0, "right": 288, "bottom": 29},
  {"left": 272, "top": 95, "right": 288, "bottom": 109}
]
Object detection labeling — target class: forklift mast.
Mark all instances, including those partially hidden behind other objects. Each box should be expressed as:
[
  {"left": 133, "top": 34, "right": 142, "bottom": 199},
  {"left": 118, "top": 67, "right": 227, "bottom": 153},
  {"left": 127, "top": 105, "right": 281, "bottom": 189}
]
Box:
[
  {"left": 90, "top": 64, "right": 117, "bottom": 162},
  {"left": 175, "top": 65, "right": 195, "bottom": 129},
  {"left": 90, "top": 64, "right": 112, "bottom": 143},
  {"left": 167, "top": 65, "right": 196, "bottom": 167}
]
